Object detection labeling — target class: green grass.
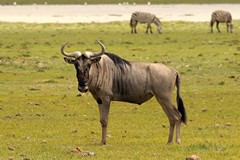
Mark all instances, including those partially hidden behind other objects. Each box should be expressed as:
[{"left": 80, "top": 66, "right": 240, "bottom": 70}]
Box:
[
  {"left": 1, "top": 0, "right": 240, "bottom": 4},
  {"left": 0, "top": 21, "right": 240, "bottom": 159}
]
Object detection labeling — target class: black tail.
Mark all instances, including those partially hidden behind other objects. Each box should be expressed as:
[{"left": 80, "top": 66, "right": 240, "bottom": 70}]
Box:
[{"left": 176, "top": 73, "right": 187, "bottom": 124}]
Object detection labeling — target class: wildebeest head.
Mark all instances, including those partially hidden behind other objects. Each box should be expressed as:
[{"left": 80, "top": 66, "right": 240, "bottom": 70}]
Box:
[{"left": 61, "top": 40, "right": 105, "bottom": 93}]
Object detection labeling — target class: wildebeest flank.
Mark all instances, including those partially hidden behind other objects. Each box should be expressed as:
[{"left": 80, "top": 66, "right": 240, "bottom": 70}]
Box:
[{"left": 61, "top": 41, "right": 187, "bottom": 145}]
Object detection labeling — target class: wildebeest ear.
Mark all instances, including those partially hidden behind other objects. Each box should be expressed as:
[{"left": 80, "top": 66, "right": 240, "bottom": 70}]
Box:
[
  {"left": 64, "top": 57, "right": 75, "bottom": 64},
  {"left": 90, "top": 57, "right": 101, "bottom": 64}
]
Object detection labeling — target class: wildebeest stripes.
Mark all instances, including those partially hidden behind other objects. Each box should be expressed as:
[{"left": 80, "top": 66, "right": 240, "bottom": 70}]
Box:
[
  {"left": 61, "top": 40, "right": 187, "bottom": 145},
  {"left": 130, "top": 11, "right": 162, "bottom": 34},
  {"left": 210, "top": 10, "right": 233, "bottom": 33}
]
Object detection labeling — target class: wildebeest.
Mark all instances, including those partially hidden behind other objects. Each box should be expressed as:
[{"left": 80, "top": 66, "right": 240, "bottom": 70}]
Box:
[
  {"left": 130, "top": 11, "right": 162, "bottom": 34},
  {"left": 61, "top": 40, "right": 187, "bottom": 145},
  {"left": 210, "top": 10, "right": 233, "bottom": 33}
]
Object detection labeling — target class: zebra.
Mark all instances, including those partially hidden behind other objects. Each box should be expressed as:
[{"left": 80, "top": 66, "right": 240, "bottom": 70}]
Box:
[
  {"left": 210, "top": 10, "right": 233, "bottom": 33},
  {"left": 130, "top": 11, "right": 162, "bottom": 34}
]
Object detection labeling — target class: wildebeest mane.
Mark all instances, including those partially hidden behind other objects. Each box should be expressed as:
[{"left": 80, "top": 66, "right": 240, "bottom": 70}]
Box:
[{"left": 104, "top": 52, "right": 132, "bottom": 71}]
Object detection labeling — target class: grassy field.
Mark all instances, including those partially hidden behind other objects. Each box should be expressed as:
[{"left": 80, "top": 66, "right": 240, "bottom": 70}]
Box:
[
  {"left": 0, "top": 21, "right": 240, "bottom": 159},
  {"left": 1, "top": 0, "right": 240, "bottom": 4}
]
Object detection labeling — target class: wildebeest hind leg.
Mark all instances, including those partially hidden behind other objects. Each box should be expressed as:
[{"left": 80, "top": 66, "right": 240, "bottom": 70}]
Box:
[
  {"left": 155, "top": 97, "right": 182, "bottom": 144},
  {"left": 175, "top": 120, "right": 181, "bottom": 144}
]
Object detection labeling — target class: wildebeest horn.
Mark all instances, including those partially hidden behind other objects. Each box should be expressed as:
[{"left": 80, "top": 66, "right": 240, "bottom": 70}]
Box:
[
  {"left": 61, "top": 41, "right": 82, "bottom": 58},
  {"left": 97, "top": 40, "right": 106, "bottom": 53},
  {"left": 91, "top": 40, "right": 106, "bottom": 57}
]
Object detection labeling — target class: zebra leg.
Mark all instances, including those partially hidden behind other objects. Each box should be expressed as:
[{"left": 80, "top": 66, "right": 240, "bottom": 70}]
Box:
[
  {"left": 131, "top": 20, "right": 137, "bottom": 34},
  {"left": 227, "top": 22, "right": 232, "bottom": 33},
  {"left": 146, "top": 23, "right": 152, "bottom": 34},
  {"left": 146, "top": 24, "right": 149, "bottom": 33},
  {"left": 133, "top": 21, "right": 138, "bottom": 34},
  {"left": 210, "top": 20, "right": 214, "bottom": 33},
  {"left": 130, "top": 21, "right": 133, "bottom": 34},
  {"left": 149, "top": 25, "right": 153, "bottom": 34},
  {"left": 131, "top": 22, "right": 134, "bottom": 34},
  {"left": 216, "top": 21, "right": 221, "bottom": 33},
  {"left": 135, "top": 22, "right": 138, "bottom": 34}
]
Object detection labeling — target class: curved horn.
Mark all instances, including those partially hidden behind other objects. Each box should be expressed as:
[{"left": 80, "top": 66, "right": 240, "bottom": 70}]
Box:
[
  {"left": 97, "top": 40, "right": 106, "bottom": 53},
  {"left": 90, "top": 40, "right": 106, "bottom": 57},
  {"left": 61, "top": 41, "right": 82, "bottom": 58}
]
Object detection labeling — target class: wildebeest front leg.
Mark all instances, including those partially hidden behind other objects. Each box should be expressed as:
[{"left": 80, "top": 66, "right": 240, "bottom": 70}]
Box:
[{"left": 98, "top": 100, "right": 110, "bottom": 145}]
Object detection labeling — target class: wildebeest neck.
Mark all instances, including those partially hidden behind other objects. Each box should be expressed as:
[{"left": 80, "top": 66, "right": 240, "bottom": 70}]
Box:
[
  {"left": 104, "top": 52, "right": 131, "bottom": 71},
  {"left": 88, "top": 53, "right": 132, "bottom": 96}
]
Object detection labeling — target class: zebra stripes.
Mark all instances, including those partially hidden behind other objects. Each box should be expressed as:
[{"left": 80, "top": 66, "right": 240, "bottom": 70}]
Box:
[
  {"left": 210, "top": 10, "right": 233, "bottom": 33},
  {"left": 130, "top": 11, "right": 162, "bottom": 34}
]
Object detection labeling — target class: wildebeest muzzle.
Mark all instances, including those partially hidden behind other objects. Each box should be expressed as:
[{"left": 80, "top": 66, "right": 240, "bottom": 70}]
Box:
[
  {"left": 78, "top": 83, "right": 88, "bottom": 93},
  {"left": 77, "top": 71, "right": 89, "bottom": 93}
]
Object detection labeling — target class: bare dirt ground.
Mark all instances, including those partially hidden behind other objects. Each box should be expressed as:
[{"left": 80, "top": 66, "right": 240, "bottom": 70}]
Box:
[{"left": 0, "top": 4, "right": 239, "bottom": 23}]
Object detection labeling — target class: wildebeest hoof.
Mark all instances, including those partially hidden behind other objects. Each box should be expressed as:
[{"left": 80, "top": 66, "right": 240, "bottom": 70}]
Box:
[
  {"left": 176, "top": 138, "right": 181, "bottom": 144},
  {"left": 186, "top": 155, "right": 200, "bottom": 160},
  {"left": 100, "top": 141, "right": 106, "bottom": 146}
]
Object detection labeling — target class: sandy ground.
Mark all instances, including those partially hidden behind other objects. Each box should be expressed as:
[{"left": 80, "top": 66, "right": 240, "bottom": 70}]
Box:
[{"left": 0, "top": 4, "right": 239, "bottom": 23}]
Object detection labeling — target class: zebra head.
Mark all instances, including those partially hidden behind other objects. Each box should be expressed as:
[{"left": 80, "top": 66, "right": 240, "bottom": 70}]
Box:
[{"left": 153, "top": 17, "right": 162, "bottom": 34}]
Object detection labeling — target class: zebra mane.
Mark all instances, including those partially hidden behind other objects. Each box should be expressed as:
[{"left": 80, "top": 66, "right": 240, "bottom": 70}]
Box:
[
  {"left": 153, "top": 16, "right": 161, "bottom": 25},
  {"left": 104, "top": 52, "right": 132, "bottom": 71}
]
